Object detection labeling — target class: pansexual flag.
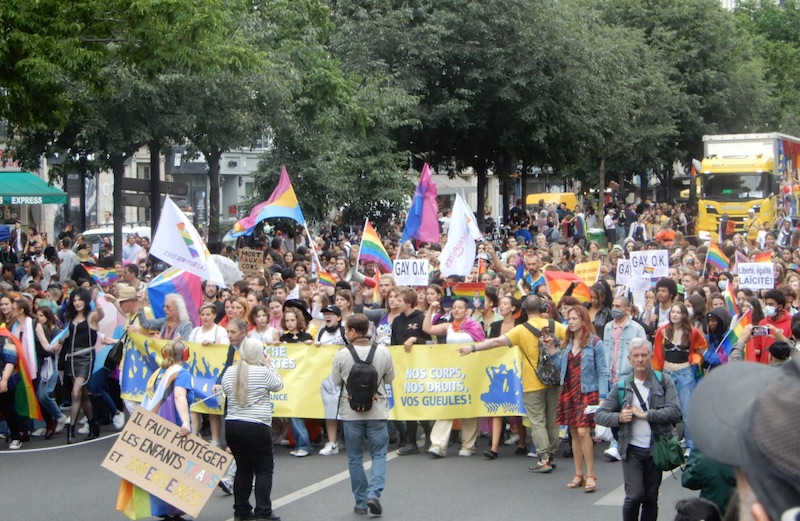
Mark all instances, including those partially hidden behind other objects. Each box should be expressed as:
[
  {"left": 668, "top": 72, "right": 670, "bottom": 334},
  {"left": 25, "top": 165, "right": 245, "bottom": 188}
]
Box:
[
  {"left": 753, "top": 251, "right": 772, "bottom": 263},
  {"left": 232, "top": 166, "right": 306, "bottom": 237},
  {"left": 0, "top": 328, "right": 43, "bottom": 421},
  {"left": 359, "top": 219, "right": 393, "bottom": 273},
  {"left": 85, "top": 266, "right": 119, "bottom": 287},
  {"left": 146, "top": 268, "right": 203, "bottom": 327},
  {"left": 544, "top": 270, "right": 591, "bottom": 305},
  {"left": 717, "top": 309, "right": 752, "bottom": 364},
  {"left": 706, "top": 242, "right": 729, "bottom": 272}
]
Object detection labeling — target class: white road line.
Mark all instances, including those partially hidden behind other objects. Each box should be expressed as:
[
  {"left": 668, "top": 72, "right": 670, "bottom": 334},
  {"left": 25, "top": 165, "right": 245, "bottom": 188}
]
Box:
[
  {"left": 224, "top": 449, "right": 400, "bottom": 521},
  {"left": 0, "top": 433, "right": 118, "bottom": 454}
]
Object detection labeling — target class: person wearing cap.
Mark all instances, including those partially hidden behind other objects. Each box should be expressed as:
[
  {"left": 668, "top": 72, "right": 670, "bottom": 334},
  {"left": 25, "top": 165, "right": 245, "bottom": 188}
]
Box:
[
  {"left": 316, "top": 304, "right": 346, "bottom": 456},
  {"left": 743, "top": 208, "right": 766, "bottom": 244},
  {"left": 595, "top": 338, "right": 681, "bottom": 521},
  {"left": 690, "top": 356, "right": 800, "bottom": 521}
]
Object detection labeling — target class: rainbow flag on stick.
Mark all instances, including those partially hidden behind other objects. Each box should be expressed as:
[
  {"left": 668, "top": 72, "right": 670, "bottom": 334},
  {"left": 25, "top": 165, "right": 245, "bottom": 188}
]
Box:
[
  {"left": 544, "top": 270, "right": 591, "bottom": 305},
  {"left": 717, "top": 309, "right": 752, "bottom": 364},
  {"left": 359, "top": 219, "right": 393, "bottom": 273},
  {"left": 0, "top": 328, "right": 42, "bottom": 421},
  {"left": 706, "top": 242, "right": 730, "bottom": 272},
  {"left": 318, "top": 270, "right": 336, "bottom": 288},
  {"left": 724, "top": 283, "right": 739, "bottom": 317},
  {"left": 86, "top": 266, "right": 119, "bottom": 287}
]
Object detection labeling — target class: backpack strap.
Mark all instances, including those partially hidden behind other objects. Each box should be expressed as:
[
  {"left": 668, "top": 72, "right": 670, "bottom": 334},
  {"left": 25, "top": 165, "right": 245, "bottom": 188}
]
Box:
[{"left": 346, "top": 343, "right": 364, "bottom": 364}]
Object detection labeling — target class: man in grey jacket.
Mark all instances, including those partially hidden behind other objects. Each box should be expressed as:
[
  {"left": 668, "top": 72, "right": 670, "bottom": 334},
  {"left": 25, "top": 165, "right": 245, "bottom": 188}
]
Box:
[{"left": 595, "top": 338, "right": 681, "bottom": 521}]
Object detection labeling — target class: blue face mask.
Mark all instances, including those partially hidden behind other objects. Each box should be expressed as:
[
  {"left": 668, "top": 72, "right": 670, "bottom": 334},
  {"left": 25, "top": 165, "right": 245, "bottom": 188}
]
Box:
[{"left": 611, "top": 308, "right": 625, "bottom": 320}]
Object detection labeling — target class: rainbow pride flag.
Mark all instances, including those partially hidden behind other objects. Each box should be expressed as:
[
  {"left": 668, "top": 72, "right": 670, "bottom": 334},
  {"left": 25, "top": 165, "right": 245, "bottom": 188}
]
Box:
[
  {"left": 146, "top": 268, "right": 203, "bottom": 327},
  {"left": 359, "top": 219, "right": 393, "bottom": 273},
  {"left": 724, "top": 282, "right": 739, "bottom": 317},
  {"left": 0, "top": 328, "right": 42, "bottom": 421},
  {"left": 231, "top": 166, "right": 306, "bottom": 237},
  {"left": 443, "top": 282, "right": 486, "bottom": 309},
  {"left": 318, "top": 270, "right": 336, "bottom": 288},
  {"left": 117, "top": 478, "right": 182, "bottom": 519},
  {"left": 85, "top": 266, "right": 119, "bottom": 287},
  {"left": 544, "top": 270, "right": 591, "bottom": 305},
  {"left": 717, "top": 309, "right": 752, "bottom": 364},
  {"left": 706, "top": 242, "right": 729, "bottom": 272},
  {"left": 753, "top": 251, "right": 772, "bottom": 263}
]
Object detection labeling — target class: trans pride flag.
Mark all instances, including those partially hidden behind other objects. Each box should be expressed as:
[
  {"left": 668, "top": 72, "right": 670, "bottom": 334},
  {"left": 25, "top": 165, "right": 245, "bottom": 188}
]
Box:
[
  {"left": 359, "top": 219, "right": 393, "bottom": 273},
  {"left": 146, "top": 268, "right": 203, "bottom": 327},
  {"left": 231, "top": 166, "right": 306, "bottom": 237}
]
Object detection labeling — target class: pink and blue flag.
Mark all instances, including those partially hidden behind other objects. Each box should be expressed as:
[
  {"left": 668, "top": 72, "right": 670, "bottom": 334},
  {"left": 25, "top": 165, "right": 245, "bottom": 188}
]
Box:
[
  {"left": 401, "top": 163, "right": 440, "bottom": 243},
  {"left": 231, "top": 166, "right": 306, "bottom": 237},
  {"left": 146, "top": 268, "right": 203, "bottom": 327}
]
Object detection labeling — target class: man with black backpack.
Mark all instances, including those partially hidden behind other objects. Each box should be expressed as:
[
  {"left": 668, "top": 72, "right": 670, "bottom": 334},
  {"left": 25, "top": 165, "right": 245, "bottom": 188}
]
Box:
[{"left": 331, "top": 313, "right": 395, "bottom": 516}]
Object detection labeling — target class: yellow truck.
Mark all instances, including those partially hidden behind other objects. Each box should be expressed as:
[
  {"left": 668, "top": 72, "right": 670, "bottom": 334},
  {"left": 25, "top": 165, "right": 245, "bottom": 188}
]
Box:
[{"left": 695, "top": 133, "right": 800, "bottom": 242}]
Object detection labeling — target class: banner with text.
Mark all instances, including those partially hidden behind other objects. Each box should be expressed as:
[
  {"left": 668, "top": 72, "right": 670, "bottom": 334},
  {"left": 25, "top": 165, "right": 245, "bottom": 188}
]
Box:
[
  {"left": 102, "top": 406, "right": 233, "bottom": 518},
  {"left": 237, "top": 248, "right": 264, "bottom": 276},
  {"left": 121, "top": 334, "right": 523, "bottom": 420}
]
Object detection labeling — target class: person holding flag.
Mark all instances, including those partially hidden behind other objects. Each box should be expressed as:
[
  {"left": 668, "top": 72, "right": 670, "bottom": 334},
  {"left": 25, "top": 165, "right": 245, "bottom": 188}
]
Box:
[{"left": 0, "top": 328, "right": 27, "bottom": 449}]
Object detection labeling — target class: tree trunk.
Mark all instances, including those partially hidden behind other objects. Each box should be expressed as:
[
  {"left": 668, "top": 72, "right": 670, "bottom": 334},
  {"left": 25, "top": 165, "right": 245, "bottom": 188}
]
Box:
[
  {"left": 149, "top": 140, "right": 161, "bottom": 234},
  {"left": 206, "top": 146, "right": 222, "bottom": 243},
  {"left": 476, "top": 164, "right": 487, "bottom": 232},
  {"left": 112, "top": 156, "right": 126, "bottom": 263},
  {"left": 599, "top": 156, "right": 607, "bottom": 205}
]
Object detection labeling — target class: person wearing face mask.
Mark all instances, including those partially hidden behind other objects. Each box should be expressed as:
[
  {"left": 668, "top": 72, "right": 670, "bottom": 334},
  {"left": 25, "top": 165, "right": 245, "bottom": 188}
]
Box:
[
  {"left": 704, "top": 307, "right": 732, "bottom": 370},
  {"left": 685, "top": 294, "right": 708, "bottom": 335},
  {"left": 753, "top": 289, "right": 793, "bottom": 365}
]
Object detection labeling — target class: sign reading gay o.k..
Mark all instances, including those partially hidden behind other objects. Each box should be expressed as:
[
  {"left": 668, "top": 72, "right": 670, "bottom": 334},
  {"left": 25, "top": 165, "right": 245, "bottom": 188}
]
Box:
[{"left": 629, "top": 250, "right": 669, "bottom": 278}]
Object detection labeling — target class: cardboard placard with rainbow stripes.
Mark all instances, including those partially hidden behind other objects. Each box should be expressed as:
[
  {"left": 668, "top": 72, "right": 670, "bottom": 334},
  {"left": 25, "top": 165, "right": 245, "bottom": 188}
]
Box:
[
  {"left": 442, "top": 282, "right": 486, "bottom": 309},
  {"left": 630, "top": 250, "right": 669, "bottom": 278}
]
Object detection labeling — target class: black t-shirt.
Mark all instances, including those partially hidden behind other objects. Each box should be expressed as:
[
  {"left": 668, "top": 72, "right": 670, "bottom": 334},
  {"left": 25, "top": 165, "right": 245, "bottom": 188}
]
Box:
[
  {"left": 390, "top": 310, "right": 430, "bottom": 346},
  {"left": 279, "top": 331, "right": 313, "bottom": 343}
]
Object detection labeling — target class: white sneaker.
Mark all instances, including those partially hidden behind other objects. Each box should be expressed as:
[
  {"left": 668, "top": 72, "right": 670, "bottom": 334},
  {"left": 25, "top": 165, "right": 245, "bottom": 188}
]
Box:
[
  {"left": 527, "top": 451, "right": 538, "bottom": 458},
  {"left": 31, "top": 427, "right": 47, "bottom": 437},
  {"left": 319, "top": 442, "right": 339, "bottom": 455},
  {"left": 77, "top": 424, "right": 90, "bottom": 435},
  {"left": 290, "top": 449, "right": 310, "bottom": 457},
  {"left": 9, "top": 440, "right": 22, "bottom": 450},
  {"left": 684, "top": 448, "right": 691, "bottom": 459},
  {"left": 458, "top": 448, "right": 474, "bottom": 457},
  {"left": 112, "top": 411, "right": 125, "bottom": 430},
  {"left": 55, "top": 416, "right": 67, "bottom": 433},
  {"left": 604, "top": 447, "right": 622, "bottom": 461},
  {"left": 503, "top": 433, "right": 520, "bottom": 446}
]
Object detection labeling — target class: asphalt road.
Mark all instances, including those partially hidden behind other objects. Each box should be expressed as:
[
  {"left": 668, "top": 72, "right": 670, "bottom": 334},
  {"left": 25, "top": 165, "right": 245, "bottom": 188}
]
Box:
[{"left": 0, "top": 428, "right": 698, "bottom": 521}]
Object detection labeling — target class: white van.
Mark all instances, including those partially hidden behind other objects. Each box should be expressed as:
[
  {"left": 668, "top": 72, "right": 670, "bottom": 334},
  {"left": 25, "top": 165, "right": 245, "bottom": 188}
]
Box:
[{"left": 82, "top": 224, "right": 151, "bottom": 256}]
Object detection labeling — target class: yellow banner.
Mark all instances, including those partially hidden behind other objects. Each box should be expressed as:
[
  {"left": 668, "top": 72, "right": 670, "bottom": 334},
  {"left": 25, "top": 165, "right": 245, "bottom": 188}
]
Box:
[
  {"left": 574, "top": 260, "right": 601, "bottom": 287},
  {"left": 122, "top": 333, "right": 525, "bottom": 420}
]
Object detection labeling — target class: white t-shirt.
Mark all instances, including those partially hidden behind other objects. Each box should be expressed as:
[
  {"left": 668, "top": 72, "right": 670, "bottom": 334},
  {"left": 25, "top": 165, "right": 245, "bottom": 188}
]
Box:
[
  {"left": 248, "top": 327, "right": 278, "bottom": 345},
  {"left": 629, "top": 378, "right": 652, "bottom": 449},
  {"left": 189, "top": 324, "right": 229, "bottom": 345},
  {"left": 657, "top": 305, "right": 671, "bottom": 327}
]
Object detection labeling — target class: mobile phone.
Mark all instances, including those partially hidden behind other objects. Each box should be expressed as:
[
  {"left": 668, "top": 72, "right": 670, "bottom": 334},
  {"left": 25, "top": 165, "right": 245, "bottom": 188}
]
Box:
[{"left": 751, "top": 326, "right": 770, "bottom": 337}]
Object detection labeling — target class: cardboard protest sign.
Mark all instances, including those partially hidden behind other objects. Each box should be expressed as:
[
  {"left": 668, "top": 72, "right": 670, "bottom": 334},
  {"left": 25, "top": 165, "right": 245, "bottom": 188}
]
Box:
[
  {"left": 574, "top": 260, "right": 601, "bottom": 287},
  {"left": 393, "top": 259, "right": 429, "bottom": 286},
  {"left": 616, "top": 260, "right": 631, "bottom": 286},
  {"left": 738, "top": 262, "right": 775, "bottom": 291},
  {"left": 101, "top": 407, "right": 233, "bottom": 517},
  {"left": 629, "top": 250, "right": 669, "bottom": 278},
  {"left": 237, "top": 248, "right": 263, "bottom": 276}
]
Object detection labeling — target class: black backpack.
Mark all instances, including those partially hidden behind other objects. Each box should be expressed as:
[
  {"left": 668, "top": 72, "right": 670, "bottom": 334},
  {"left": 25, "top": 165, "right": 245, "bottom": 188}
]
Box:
[{"left": 344, "top": 343, "right": 381, "bottom": 412}]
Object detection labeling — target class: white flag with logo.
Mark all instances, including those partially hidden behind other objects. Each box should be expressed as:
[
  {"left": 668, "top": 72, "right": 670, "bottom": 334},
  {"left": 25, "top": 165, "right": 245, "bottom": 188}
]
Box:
[
  {"left": 150, "top": 196, "right": 225, "bottom": 285},
  {"left": 438, "top": 194, "right": 483, "bottom": 277}
]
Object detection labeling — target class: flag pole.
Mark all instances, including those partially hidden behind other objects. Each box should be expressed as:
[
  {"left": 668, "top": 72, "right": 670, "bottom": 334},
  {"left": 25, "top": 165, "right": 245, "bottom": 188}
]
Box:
[
  {"left": 357, "top": 217, "right": 368, "bottom": 268},
  {"left": 303, "top": 224, "right": 323, "bottom": 276}
]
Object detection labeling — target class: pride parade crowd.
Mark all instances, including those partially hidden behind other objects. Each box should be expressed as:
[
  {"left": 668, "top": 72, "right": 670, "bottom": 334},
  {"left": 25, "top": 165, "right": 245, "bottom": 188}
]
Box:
[{"left": 1, "top": 191, "right": 799, "bottom": 521}]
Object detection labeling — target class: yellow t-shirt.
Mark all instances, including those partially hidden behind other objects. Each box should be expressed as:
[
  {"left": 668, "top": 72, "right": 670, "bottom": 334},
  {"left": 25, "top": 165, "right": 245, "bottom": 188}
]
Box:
[{"left": 504, "top": 317, "right": 567, "bottom": 392}]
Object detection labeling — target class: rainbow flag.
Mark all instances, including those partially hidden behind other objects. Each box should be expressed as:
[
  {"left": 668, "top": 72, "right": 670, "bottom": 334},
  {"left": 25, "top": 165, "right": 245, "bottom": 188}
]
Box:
[
  {"left": 146, "top": 268, "right": 203, "bottom": 327},
  {"left": 753, "top": 251, "right": 772, "bottom": 263},
  {"left": 643, "top": 266, "right": 655, "bottom": 275},
  {"left": 85, "top": 266, "right": 119, "bottom": 286},
  {"left": 117, "top": 478, "right": 182, "bottom": 519},
  {"left": 706, "top": 242, "right": 729, "bottom": 271},
  {"left": 717, "top": 309, "right": 752, "bottom": 364},
  {"left": 443, "top": 282, "right": 486, "bottom": 309},
  {"left": 359, "top": 219, "right": 393, "bottom": 273},
  {"left": 544, "top": 270, "right": 591, "bottom": 305},
  {"left": 477, "top": 258, "right": 486, "bottom": 278},
  {"left": 724, "top": 282, "right": 739, "bottom": 317},
  {"left": 318, "top": 270, "right": 336, "bottom": 287},
  {"left": 231, "top": 166, "right": 306, "bottom": 237},
  {"left": 0, "top": 328, "right": 43, "bottom": 421}
]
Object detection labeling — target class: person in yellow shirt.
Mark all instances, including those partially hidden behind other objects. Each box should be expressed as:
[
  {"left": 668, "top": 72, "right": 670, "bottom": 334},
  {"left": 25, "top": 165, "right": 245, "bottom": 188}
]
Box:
[
  {"left": 458, "top": 295, "right": 566, "bottom": 472},
  {"left": 743, "top": 208, "right": 766, "bottom": 243}
]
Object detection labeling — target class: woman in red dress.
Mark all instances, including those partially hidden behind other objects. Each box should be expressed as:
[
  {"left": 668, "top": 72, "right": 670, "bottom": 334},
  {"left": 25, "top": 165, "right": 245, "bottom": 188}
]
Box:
[{"left": 547, "top": 306, "right": 608, "bottom": 493}]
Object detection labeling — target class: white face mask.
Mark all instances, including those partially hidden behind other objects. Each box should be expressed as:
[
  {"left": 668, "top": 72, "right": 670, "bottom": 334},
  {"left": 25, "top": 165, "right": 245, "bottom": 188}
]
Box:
[
  {"left": 718, "top": 280, "right": 728, "bottom": 291},
  {"left": 764, "top": 305, "right": 777, "bottom": 318}
]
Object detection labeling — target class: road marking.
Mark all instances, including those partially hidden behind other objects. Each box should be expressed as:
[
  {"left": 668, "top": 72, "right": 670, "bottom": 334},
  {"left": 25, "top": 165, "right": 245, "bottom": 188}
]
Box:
[
  {"left": 0, "top": 433, "right": 118, "bottom": 454},
  {"left": 594, "top": 470, "right": 678, "bottom": 506},
  {"left": 224, "top": 449, "right": 400, "bottom": 521}
]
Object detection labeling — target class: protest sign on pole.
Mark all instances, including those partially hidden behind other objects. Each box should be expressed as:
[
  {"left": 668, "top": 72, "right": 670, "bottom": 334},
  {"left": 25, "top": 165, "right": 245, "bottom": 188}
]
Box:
[
  {"left": 574, "top": 260, "right": 602, "bottom": 287},
  {"left": 738, "top": 262, "right": 775, "bottom": 291},
  {"left": 101, "top": 406, "right": 233, "bottom": 517},
  {"left": 393, "top": 259, "right": 430, "bottom": 286},
  {"left": 237, "top": 248, "right": 263, "bottom": 276}
]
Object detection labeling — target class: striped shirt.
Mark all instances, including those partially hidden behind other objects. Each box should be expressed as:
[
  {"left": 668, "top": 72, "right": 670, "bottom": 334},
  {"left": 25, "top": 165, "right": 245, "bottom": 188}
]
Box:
[{"left": 221, "top": 364, "right": 284, "bottom": 426}]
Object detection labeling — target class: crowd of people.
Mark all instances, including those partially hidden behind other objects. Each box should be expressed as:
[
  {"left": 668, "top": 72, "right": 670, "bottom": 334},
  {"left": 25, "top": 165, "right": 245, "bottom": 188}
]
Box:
[{"left": 0, "top": 194, "right": 798, "bottom": 520}]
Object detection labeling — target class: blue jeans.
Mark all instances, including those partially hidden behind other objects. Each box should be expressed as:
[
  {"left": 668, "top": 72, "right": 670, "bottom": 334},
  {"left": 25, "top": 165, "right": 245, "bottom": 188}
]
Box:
[
  {"left": 291, "top": 418, "right": 311, "bottom": 452},
  {"left": 37, "top": 373, "right": 62, "bottom": 422},
  {"left": 664, "top": 365, "right": 696, "bottom": 450},
  {"left": 342, "top": 420, "right": 388, "bottom": 509}
]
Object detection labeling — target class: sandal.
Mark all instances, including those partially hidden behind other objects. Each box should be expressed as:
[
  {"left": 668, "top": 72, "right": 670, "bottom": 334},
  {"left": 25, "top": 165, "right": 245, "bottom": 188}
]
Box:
[
  {"left": 528, "top": 459, "right": 554, "bottom": 473},
  {"left": 584, "top": 475, "right": 597, "bottom": 493},
  {"left": 567, "top": 474, "right": 584, "bottom": 489}
]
